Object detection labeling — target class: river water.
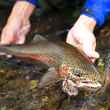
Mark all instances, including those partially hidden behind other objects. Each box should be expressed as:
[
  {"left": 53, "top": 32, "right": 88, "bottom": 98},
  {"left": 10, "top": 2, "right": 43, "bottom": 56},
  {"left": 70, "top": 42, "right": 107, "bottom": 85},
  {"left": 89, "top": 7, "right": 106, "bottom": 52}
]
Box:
[{"left": 0, "top": 3, "right": 110, "bottom": 110}]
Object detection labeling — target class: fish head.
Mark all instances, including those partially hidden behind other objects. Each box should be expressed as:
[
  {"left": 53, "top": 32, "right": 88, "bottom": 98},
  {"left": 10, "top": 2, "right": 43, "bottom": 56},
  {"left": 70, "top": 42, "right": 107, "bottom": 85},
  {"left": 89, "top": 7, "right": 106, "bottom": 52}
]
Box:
[{"left": 59, "top": 63, "right": 102, "bottom": 96}]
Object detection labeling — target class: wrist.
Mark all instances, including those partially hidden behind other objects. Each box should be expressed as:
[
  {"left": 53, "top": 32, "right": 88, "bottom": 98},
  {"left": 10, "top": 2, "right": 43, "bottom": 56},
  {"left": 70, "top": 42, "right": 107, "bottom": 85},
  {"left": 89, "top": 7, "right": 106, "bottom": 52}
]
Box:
[
  {"left": 75, "top": 15, "right": 96, "bottom": 32},
  {"left": 7, "top": 1, "right": 35, "bottom": 24}
]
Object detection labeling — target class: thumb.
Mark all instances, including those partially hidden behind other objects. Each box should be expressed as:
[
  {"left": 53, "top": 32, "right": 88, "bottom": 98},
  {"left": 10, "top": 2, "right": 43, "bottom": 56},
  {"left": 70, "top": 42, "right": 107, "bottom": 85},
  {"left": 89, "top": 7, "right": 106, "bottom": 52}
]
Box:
[
  {"left": 15, "top": 23, "right": 30, "bottom": 44},
  {"left": 87, "top": 51, "right": 99, "bottom": 63},
  {"left": 88, "top": 51, "right": 99, "bottom": 59}
]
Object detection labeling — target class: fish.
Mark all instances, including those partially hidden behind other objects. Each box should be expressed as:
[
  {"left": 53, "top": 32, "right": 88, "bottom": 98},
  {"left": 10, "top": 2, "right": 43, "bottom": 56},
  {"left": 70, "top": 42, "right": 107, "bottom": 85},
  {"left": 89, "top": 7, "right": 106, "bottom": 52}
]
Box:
[{"left": 0, "top": 40, "right": 103, "bottom": 96}]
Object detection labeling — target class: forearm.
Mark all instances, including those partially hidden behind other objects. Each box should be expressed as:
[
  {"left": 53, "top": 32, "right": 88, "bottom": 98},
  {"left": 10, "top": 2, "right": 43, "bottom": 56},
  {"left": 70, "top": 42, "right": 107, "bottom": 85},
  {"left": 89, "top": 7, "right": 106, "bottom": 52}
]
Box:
[{"left": 7, "top": 1, "right": 35, "bottom": 24}]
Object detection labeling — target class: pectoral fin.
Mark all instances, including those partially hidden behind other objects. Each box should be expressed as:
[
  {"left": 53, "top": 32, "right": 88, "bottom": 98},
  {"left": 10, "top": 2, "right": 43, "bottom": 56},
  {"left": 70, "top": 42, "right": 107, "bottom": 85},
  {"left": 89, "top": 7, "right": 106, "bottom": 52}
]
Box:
[
  {"left": 30, "top": 34, "right": 48, "bottom": 44},
  {"left": 38, "top": 67, "right": 61, "bottom": 88}
]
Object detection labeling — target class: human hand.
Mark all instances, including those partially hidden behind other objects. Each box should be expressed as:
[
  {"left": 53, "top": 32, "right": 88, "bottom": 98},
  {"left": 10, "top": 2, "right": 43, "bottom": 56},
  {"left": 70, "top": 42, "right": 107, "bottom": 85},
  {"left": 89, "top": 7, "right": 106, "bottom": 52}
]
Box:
[
  {"left": 1, "top": 18, "right": 30, "bottom": 45},
  {"left": 66, "top": 15, "right": 99, "bottom": 63},
  {"left": 0, "top": 1, "right": 35, "bottom": 45}
]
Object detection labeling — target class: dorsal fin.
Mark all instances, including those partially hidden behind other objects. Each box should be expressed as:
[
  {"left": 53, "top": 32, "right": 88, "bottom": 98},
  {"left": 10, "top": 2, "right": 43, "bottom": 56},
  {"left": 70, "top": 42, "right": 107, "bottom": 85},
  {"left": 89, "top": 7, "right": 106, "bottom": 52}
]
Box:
[{"left": 30, "top": 34, "right": 48, "bottom": 44}]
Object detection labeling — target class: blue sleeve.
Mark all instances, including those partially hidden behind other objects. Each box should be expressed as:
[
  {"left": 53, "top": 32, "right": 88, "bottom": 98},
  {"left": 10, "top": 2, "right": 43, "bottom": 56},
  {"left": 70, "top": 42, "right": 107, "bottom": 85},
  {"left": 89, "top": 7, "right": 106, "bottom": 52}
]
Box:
[
  {"left": 82, "top": 0, "right": 110, "bottom": 26},
  {"left": 26, "top": 0, "right": 38, "bottom": 6}
]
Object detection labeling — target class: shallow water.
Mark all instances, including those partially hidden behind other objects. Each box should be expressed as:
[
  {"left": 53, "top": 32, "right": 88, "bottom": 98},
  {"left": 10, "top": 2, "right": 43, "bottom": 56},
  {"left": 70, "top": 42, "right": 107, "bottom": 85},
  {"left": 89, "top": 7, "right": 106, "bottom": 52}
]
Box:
[
  {"left": 0, "top": 3, "right": 110, "bottom": 110},
  {"left": 0, "top": 50, "right": 110, "bottom": 110}
]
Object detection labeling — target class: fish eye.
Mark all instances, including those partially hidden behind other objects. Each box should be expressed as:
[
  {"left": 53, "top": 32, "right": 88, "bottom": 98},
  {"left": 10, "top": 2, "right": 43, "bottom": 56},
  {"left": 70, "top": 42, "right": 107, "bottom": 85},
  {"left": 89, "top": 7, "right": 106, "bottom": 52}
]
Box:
[{"left": 73, "top": 69, "right": 81, "bottom": 77}]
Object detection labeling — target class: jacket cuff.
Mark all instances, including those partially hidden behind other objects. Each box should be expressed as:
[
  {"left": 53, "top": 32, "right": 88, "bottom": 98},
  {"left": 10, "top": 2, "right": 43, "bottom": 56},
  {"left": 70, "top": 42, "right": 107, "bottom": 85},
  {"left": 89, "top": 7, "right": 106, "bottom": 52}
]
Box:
[
  {"left": 81, "top": 8, "right": 105, "bottom": 26},
  {"left": 17, "top": 0, "right": 41, "bottom": 8},
  {"left": 81, "top": 0, "right": 109, "bottom": 27}
]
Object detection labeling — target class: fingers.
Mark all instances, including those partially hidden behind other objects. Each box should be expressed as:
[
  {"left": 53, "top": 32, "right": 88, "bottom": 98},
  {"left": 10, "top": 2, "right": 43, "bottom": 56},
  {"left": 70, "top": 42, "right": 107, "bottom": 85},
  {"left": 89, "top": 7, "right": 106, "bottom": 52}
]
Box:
[
  {"left": 15, "top": 23, "right": 30, "bottom": 44},
  {"left": 0, "top": 29, "right": 24, "bottom": 45},
  {"left": 0, "top": 20, "right": 30, "bottom": 45},
  {"left": 0, "top": 28, "right": 15, "bottom": 45},
  {"left": 82, "top": 40, "right": 99, "bottom": 63},
  {"left": 82, "top": 50, "right": 99, "bottom": 63}
]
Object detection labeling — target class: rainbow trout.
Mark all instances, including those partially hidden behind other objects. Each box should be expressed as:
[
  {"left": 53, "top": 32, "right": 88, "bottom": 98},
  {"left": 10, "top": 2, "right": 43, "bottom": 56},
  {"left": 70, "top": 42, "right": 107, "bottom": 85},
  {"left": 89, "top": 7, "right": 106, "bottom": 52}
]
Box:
[{"left": 0, "top": 40, "right": 103, "bottom": 96}]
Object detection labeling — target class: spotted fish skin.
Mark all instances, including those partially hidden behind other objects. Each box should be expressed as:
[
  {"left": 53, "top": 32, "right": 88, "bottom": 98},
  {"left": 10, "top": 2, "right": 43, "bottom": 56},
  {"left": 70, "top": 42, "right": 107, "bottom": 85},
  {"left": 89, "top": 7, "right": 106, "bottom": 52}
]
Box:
[{"left": 0, "top": 40, "right": 102, "bottom": 94}]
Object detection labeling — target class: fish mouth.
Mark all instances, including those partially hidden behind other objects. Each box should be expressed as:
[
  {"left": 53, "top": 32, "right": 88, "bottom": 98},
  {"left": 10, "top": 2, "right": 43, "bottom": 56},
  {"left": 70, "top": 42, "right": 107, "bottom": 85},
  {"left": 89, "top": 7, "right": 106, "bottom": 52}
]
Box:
[
  {"left": 62, "top": 79, "right": 102, "bottom": 96},
  {"left": 77, "top": 80, "right": 102, "bottom": 91}
]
